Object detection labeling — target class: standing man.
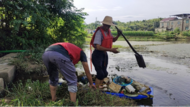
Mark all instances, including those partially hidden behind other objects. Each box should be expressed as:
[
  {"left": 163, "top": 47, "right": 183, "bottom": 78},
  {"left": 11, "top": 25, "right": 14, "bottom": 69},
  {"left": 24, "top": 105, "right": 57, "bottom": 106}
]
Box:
[
  {"left": 90, "top": 16, "right": 122, "bottom": 88},
  {"left": 42, "top": 42, "right": 96, "bottom": 103}
]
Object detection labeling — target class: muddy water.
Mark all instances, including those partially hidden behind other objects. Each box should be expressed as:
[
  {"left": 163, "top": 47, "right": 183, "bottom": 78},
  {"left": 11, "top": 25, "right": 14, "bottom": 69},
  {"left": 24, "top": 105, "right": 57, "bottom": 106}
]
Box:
[{"left": 82, "top": 41, "right": 190, "bottom": 106}]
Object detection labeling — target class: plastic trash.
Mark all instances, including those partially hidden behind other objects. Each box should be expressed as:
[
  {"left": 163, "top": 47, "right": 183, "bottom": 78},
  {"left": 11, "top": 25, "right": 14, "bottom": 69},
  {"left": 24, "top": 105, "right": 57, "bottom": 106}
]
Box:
[
  {"left": 79, "top": 76, "right": 88, "bottom": 84},
  {"left": 103, "top": 88, "right": 108, "bottom": 91},
  {"left": 103, "top": 84, "right": 107, "bottom": 88},
  {"left": 58, "top": 78, "right": 67, "bottom": 86},
  {"left": 58, "top": 78, "right": 67, "bottom": 84},
  {"left": 125, "top": 84, "right": 136, "bottom": 93},
  {"left": 139, "top": 87, "right": 147, "bottom": 92},
  {"left": 28, "top": 86, "right": 32, "bottom": 91},
  {"left": 108, "top": 76, "right": 112, "bottom": 82},
  {"left": 78, "top": 82, "right": 85, "bottom": 87}
]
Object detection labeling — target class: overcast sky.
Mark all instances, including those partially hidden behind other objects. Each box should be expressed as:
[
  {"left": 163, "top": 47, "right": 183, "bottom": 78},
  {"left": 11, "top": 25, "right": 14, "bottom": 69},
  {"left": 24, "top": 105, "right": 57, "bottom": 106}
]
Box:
[{"left": 73, "top": 0, "right": 190, "bottom": 24}]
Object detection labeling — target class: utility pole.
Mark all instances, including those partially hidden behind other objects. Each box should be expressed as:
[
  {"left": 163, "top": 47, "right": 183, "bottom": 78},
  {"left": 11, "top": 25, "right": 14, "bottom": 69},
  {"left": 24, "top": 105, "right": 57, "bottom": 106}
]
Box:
[{"left": 95, "top": 17, "right": 98, "bottom": 28}]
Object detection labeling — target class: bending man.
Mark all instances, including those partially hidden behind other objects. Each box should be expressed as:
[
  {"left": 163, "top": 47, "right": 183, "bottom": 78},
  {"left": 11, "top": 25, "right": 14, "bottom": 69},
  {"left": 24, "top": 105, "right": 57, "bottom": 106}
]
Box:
[{"left": 42, "top": 42, "right": 96, "bottom": 102}]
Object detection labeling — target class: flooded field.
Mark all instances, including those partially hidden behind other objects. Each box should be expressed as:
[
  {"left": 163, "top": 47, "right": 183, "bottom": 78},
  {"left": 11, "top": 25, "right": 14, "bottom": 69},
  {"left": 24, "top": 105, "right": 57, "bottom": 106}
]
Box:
[{"left": 82, "top": 40, "right": 190, "bottom": 106}]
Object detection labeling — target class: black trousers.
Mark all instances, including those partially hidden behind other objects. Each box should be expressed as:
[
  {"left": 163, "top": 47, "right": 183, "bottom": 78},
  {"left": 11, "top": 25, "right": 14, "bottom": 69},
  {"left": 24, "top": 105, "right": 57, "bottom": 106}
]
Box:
[{"left": 92, "top": 50, "right": 108, "bottom": 80}]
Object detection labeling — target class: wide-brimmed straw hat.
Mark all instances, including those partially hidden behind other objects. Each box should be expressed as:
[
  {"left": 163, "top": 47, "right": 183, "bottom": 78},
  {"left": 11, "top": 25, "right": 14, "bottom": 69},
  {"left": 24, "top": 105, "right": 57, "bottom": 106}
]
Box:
[{"left": 101, "top": 16, "right": 115, "bottom": 26}]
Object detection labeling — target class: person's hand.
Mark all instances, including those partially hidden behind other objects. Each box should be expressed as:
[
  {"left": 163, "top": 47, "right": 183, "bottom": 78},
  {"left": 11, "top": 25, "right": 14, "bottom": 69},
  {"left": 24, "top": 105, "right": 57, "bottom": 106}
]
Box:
[
  {"left": 117, "top": 29, "right": 122, "bottom": 36},
  {"left": 89, "top": 84, "right": 96, "bottom": 89},
  {"left": 111, "top": 48, "right": 119, "bottom": 53}
]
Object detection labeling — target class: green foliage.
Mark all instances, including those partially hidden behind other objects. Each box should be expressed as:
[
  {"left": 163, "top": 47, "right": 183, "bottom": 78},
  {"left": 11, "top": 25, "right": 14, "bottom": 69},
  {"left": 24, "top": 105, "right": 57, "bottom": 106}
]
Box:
[
  {"left": 182, "top": 31, "right": 190, "bottom": 36},
  {"left": 85, "top": 18, "right": 162, "bottom": 32},
  {"left": 85, "top": 21, "right": 101, "bottom": 30},
  {"left": 7, "top": 79, "right": 50, "bottom": 106},
  {"left": 174, "top": 28, "right": 180, "bottom": 35},
  {"left": 111, "top": 31, "right": 154, "bottom": 36},
  {"left": 4, "top": 80, "right": 74, "bottom": 106},
  {"left": 76, "top": 88, "right": 136, "bottom": 106},
  {"left": 155, "top": 31, "right": 176, "bottom": 40},
  {"left": 85, "top": 37, "right": 92, "bottom": 43},
  {"left": 21, "top": 47, "right": 44, "bottom": 62},
  {"left": 165, "top": 31, "right": 175, "bottom": 38},
  {"left": 10, "top": 47, "right": 46, "bottom": 74},
  {"left": 0, "top": 0, "right": 52, "bottom": 50},
  {"left": 0, "top": 0, "right": 87, "bottom": 50},
  {"left": 0, "top": 99, "right": 7, "bottom": 106},
  {"left": 113, "top": 18, "right": 162, "bottom": 31}
]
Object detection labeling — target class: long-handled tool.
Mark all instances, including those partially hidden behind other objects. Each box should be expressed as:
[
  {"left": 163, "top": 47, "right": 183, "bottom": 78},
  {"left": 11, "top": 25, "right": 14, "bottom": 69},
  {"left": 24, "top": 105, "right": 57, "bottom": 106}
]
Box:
[{"left": 115, "top": 26, "right": 146, "bottom": 68}]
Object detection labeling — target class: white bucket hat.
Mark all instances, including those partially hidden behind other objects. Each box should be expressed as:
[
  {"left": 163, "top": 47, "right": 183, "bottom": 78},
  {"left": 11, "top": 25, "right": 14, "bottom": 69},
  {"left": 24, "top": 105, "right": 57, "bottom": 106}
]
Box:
[{"left": 101, "top": 16, "right": 115, "bottom": 26}]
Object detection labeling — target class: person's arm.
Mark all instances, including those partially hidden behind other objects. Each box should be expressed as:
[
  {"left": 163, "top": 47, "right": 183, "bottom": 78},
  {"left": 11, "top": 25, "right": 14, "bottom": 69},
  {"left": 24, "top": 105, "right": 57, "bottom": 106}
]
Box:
[
  {"left": 113, "top": 28, "right": 122, "bottom": 42},
  {"left": 81, "top": 62, "right": 96, "bottom": 88},
  {"left": 113, "top": 35, "right": 120, "bottom": 42},
  {"left": 96, "top": 44, "right": 119, "bottom": 53}
]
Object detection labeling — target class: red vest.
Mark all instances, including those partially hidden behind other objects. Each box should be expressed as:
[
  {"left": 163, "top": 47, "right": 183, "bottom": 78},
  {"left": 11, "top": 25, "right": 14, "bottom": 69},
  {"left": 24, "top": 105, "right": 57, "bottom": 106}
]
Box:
[
  {"left": 51, "top": 42, "right": 82, "bottom": 65},
  {"left": 90, "top": 27, "right": 113, "bottom": 71},
  {"left": 90, "top": 27, "right": 113, "bottom": 48}
]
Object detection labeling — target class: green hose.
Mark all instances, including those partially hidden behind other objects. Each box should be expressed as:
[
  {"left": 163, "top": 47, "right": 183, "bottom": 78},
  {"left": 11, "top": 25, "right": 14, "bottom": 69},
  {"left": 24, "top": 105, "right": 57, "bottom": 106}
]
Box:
[{"left": 0, "top": 50, "right": 27, "bottom": 53}]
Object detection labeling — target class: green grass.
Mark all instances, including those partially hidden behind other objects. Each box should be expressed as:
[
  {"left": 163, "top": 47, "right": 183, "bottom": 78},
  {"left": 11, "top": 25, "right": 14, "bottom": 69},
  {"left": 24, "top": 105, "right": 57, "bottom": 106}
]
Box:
[
  {"left": 85, "top": 35, "right": 163, "bottom": 42},
  {"left": 0, "top": 79, "right": 137, "bottom": 106},
  {"left": 117, "top": 36, "right": 163, "bottom": 41},
  {"left": 111, "top": 31, "right": 154, "bottom": 36},
  {"left": 85, "top": 37, "right": 91, "bottom": 43},
  {"left": 112, "top": 45, "right": 124, "bottom": 48}
]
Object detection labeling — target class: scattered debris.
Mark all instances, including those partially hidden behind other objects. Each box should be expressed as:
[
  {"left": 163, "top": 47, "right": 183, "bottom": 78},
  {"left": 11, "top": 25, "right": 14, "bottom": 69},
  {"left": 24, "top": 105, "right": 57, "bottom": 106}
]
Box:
[{"left": 58, "top": 73, "right": 153, "bottom": 99}]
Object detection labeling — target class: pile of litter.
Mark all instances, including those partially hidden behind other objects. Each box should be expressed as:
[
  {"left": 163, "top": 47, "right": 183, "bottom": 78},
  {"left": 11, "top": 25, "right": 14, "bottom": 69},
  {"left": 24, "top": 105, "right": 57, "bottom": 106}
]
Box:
[
  {"left": 58, "top": 72, "right": 153, "bottom": 99},
  {"left": 108, "top": 76, "right": 153, "bottom": 98}
]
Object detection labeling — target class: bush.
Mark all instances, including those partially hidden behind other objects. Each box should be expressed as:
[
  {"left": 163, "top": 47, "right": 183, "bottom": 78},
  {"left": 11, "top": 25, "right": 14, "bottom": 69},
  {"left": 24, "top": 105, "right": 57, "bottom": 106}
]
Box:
[
  {"left": 174, "top": 28, "right": 180, "bottom": 35},
  {"left": 182, "top": 31, "right": 190, "bottom": 36},
  {"left": 0, "top": 0, "right": 87, "bottom": 50}
]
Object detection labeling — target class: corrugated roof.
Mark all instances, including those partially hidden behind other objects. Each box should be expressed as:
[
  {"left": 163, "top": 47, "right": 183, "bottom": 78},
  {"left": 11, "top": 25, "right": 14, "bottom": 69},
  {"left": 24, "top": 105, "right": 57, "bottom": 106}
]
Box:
[
  {"left": 161, "top": 17, "right": 177, "bottom": 22},
  {"left": 171, "top": 13, "right": 190, "bottom": 17}
]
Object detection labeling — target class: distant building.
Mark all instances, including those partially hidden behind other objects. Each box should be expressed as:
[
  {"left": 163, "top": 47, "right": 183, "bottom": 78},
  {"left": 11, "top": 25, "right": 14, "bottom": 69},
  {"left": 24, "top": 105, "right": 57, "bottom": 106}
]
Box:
[
  {"left": 86, "top": 29, "right": 94, "bottom": 34},
  {"left": 155, "top": 13, "right": 190, "bottom": 32}
]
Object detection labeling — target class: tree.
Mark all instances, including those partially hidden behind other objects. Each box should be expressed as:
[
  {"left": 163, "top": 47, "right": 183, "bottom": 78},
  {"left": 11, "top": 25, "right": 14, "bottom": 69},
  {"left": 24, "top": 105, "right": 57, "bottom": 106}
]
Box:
[
  {"left": 0, "top": 0, "right": 87, "bottom": 50},
  {"left": 85, "top": 18, "right": 162, "bottom": 32}
]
